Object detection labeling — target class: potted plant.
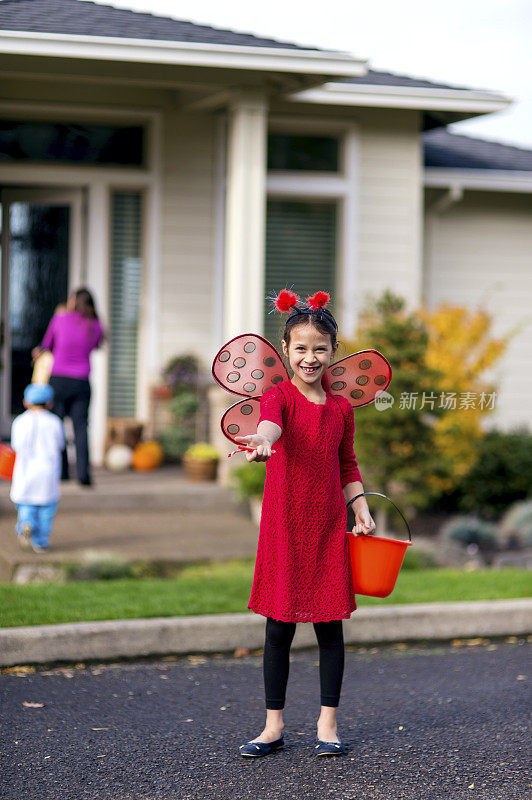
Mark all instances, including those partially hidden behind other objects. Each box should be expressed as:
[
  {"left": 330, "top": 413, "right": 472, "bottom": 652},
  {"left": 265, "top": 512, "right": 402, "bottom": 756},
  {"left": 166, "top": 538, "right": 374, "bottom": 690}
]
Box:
[
  {"left": 158, "top": 392, "right": 199, "bottom": 463},
  {"left": 182, "top": 442, "right": 220, "bottom": 481},
  {"left": 231, "top": 461, "right": 267, "bottom": 525}
]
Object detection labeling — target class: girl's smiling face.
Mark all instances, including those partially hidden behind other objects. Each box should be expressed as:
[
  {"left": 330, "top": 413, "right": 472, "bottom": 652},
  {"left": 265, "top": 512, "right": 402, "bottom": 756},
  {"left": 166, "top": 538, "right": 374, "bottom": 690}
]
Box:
[{"left": 282, "top": 322, "right": 337, "bottom": 388}]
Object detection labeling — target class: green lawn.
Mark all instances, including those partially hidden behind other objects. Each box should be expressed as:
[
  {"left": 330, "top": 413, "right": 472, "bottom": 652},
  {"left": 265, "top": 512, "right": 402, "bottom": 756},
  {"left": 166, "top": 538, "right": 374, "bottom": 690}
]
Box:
[{"left": 0, "top": 561, "right": 530, "bottom": 628}]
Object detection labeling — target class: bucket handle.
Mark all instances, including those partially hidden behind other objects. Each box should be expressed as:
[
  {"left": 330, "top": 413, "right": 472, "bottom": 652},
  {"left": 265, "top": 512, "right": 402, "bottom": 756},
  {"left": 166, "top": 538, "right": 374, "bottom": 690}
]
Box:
[{"left": 346, "top": 492, "right": 412, "bottom": 542}]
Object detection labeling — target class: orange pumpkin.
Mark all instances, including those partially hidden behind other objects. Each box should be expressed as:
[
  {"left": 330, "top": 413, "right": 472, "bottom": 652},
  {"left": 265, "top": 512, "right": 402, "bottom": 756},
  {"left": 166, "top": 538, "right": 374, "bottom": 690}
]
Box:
[{"left": 132, "top": 441, "right": 164, "bottom": 471}]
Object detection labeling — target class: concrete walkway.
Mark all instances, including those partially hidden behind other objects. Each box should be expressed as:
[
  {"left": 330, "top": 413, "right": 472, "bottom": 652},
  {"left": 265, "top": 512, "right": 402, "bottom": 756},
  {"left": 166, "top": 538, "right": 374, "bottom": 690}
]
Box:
[
  {"left": 0, "top": 466, "right": 258, "bottom": 582},
  {"left": 1, "top": 599, "right": 531, "bottom": 667}
]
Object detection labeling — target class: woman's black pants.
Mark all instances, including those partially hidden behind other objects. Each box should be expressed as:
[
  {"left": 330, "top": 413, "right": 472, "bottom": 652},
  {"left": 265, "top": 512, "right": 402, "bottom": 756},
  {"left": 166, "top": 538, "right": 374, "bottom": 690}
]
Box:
[
  {"left": 49, "top": 376, "right": 91, "bottom": 483},
  {"left": 263, "top": 617, "right": 345, "bottom": 710}
]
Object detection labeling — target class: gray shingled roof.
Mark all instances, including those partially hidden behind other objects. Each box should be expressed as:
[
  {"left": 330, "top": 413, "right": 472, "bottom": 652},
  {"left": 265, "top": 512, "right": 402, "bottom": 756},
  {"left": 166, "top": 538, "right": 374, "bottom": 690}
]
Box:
[
  {"left": 0, "top": 0, "right": 503, "bottom": 98},
  {"left": 341, "top": 69, "right": 475, "bottom": 92},
  {"left": 424, "top": 129, "right": 532, "bottom": 171},
  {"left": 0, "top": 0, "right": 319, "bottom": 50}
]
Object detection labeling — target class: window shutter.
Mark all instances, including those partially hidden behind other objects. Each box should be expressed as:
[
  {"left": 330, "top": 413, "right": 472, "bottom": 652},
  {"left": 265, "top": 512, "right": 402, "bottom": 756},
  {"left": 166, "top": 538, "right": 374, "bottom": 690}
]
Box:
[
  {"left": 108, "top": 192, "right": 143, "bottom": 418},
  {"left": 264, "top": 199, "right": 337, "bottom": 343}
]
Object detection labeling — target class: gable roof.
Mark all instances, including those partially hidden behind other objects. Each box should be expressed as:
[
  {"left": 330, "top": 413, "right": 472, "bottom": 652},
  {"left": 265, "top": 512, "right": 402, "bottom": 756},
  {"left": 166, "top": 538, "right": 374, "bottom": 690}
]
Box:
[
  {"left": 424, "top": 129, "right": 532, "bottom": 171},
  {"left": 0, "top": 0, "right": 318, "bottom": 50},
  {"left": 0, "top": 0, "right": 512, "bottom": 118},
  {"left": 0, "top": 1, "right": 508, "bottom": 92},
  {"left": 342, "top": 69, "right": 474, "bottom": 92}
]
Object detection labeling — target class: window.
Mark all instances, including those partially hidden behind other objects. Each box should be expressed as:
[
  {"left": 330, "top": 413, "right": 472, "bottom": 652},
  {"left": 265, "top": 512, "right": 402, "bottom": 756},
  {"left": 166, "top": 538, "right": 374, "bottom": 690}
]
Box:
[
  {"left": 0, "top": 121, "right": 144, "bottom": 166},
  {"left": 264, "top": 200, "right": 337, "bottom": 343},
  {"left": 108, "top": 192, "right": 143, "bottom": 417},
  {"left": 267, "top": 134, "right": 339, "bottom": 172}
]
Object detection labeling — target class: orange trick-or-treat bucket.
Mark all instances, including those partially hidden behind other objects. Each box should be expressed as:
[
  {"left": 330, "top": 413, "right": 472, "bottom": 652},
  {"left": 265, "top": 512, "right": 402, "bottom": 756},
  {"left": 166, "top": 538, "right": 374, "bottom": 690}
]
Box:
[
  {"left": 0, "top": 444, "right": 16, "bottom": 481},
  {"left": 347, "top": 492, "right": 412, "bottom": 598}
]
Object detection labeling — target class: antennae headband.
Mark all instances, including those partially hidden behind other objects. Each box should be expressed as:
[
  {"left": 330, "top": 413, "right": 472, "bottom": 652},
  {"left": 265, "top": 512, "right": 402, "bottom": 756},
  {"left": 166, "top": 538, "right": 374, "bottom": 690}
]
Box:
[
  {"left": 286, "top": 306, "right": 338, "bottom": 331},
  {"left": 268, "top": 288, "right": 337, "bottom": 330}
]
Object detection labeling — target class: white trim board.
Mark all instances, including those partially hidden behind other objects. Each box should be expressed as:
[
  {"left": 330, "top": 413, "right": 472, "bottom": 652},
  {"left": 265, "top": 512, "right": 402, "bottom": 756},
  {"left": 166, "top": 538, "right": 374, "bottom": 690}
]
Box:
[
  {"left": 0, "top": 30, "right": 367, "bottom": 77},
  {"left": 425, "top": 168, "right": 532, "bottom": 194},
  {"left": 267, "top": 172, "right": 348, "bottom": 198},
  {"left": 288, "top": 82, "right": 511, "bottom": 114}
]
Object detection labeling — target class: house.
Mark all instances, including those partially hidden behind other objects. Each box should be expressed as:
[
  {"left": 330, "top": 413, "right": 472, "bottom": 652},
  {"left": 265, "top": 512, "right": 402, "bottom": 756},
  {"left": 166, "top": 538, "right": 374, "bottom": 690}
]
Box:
[{"left": 0, "top": 0, "right": 530, "bottom": 464}]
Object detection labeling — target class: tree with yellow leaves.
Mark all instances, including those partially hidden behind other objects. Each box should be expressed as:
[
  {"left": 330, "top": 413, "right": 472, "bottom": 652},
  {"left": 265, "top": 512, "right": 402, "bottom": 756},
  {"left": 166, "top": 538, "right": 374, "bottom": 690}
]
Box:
[
  {"left": 343, "top": 291, "right": 447, "bottom": 511},
  {"left": 343, "top": 291, "right": 510, "bottom": 511},
  {"left": 419, "top": 305, "right": 508, "bottom": 495}
]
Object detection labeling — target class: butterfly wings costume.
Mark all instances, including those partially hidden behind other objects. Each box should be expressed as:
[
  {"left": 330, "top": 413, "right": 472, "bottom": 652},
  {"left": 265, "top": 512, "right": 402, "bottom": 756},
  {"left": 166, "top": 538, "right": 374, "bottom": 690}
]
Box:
[{"left": 211, "top": 297, "right": 392, "bottom": 623}]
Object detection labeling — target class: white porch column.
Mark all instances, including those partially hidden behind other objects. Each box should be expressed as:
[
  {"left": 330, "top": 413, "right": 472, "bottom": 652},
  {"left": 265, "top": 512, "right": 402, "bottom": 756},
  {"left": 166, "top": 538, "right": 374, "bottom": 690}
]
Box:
[
  {"left": 223, "top": 90, "right": 268, "bottom": 340},
  {"left": 86, "top": 182, "right": 109, "bottom": 466}
]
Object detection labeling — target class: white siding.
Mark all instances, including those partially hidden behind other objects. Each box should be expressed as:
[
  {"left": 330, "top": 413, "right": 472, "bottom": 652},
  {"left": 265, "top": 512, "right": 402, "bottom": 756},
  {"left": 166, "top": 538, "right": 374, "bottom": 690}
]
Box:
[
  {"left": 357, "top": 111, "right": 423, "bottom": 312},
  {"left": 159, "top": 111, "right": 218, "bottom": 367},
  {"left": 424, "top": 191, "right": 532, "bottom": 430}
]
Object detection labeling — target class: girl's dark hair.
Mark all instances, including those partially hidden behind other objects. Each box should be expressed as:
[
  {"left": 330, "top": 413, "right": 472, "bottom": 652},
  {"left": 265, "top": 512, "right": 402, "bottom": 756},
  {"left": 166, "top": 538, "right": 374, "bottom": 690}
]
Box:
[
  {"left": 283, "top": 307, "right": 338, "bottom": 348},
  {"left": 73, "top": 287, "right": 99, "bottom": 320}
]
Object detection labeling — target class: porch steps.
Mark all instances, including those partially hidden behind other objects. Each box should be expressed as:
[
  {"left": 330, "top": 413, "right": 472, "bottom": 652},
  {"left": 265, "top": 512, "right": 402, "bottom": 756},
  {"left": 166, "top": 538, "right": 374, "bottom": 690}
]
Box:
[{"left": 0, "top": 465, "right": 242, "bottom": 514}]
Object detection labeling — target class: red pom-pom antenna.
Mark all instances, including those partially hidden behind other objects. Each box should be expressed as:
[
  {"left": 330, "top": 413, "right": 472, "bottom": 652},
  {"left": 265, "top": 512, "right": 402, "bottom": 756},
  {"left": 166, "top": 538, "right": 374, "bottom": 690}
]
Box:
[
  {"left": 306, "top": 291, "right": 330, "bottom": 311},
  {"left": 274, "top": 289, "right": 300, "bottom": 313}
]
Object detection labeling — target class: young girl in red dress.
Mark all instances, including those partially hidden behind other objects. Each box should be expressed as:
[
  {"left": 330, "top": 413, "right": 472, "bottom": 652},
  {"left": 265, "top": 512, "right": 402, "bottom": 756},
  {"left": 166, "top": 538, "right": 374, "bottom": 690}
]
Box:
[{"left": 235, "top": 293, "right": 375, "bottom": 758}]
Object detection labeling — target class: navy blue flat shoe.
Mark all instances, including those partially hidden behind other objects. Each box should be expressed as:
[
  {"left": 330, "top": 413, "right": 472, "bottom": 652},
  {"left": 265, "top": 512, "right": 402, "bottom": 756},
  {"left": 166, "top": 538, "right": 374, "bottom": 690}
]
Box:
[
  {"left": 239, "top": 735, "right": 284, "bottom": 757},
  {"left": 315, "top": 736, "right": 347, "bottom": 756}
]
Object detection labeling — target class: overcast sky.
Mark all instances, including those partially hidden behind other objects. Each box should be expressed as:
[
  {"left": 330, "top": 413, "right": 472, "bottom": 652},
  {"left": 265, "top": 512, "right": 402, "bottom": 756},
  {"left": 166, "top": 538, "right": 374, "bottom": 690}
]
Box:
[{"left": 93, "top": 0, "right": 532, "bottom": 149}]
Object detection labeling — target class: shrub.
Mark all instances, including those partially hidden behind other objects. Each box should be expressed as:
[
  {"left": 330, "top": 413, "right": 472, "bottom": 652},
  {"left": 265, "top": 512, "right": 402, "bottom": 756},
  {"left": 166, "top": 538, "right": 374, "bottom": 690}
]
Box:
[
  {"left": 454, "top": 429, "right": 532, "bottom": 519},
  {"left": 231, "top": 461, "right": 267, "bottom": 500},
  {"left": 66, "top": 559, "right": 135, "bottom": 581},
  {"left": 169, "top": 392, "right": 199, "bottom": 420},
  {"left": 401, "top": 547, "right": 439, "bottom": 570},
  {"left": 158, "top": 427, "right": 195, "bottom": 461},
  {"left": 158, "top": 390, "right": 199, "bottom": 462},
  {"left": 500, "top": 499, "right": 532, "bottom": 548},
  {"left": 442, "top": 515, "right": 499, "bottom": 551}
]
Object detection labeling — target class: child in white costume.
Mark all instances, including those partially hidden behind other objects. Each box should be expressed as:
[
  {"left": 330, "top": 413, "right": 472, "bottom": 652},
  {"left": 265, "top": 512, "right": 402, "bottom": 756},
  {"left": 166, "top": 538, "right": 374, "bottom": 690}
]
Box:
[{"left": 10, "top": 383, "right": 64, "bottom": 553}]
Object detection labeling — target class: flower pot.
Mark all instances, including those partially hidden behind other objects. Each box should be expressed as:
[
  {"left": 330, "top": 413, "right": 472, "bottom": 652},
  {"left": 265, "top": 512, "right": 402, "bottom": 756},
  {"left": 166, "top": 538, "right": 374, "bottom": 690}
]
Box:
[
  {"left": 152, "top": 384, "right": 173, "bottom": 400},
  {"left": 183, "top": 456, "right": 218, "bottom": 482}
]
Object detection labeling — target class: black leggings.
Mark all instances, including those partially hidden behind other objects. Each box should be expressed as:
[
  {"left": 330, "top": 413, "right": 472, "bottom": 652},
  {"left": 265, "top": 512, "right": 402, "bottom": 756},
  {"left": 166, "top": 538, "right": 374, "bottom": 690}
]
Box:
[
  {"left": 263, "top": 617, "right": 345, "bottom": 710},
  {"left": 49, "top": 376, "right": 91, "bottom": 483}
]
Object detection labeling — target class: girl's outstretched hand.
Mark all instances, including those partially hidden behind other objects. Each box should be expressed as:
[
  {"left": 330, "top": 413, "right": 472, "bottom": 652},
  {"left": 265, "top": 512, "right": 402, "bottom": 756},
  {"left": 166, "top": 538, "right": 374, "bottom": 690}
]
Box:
[
  {"left": 234, "top": 434, "right": 272, "bottom": 462},
  {"left": 352, "top": 506, "right": 376, "bottom": 536}
]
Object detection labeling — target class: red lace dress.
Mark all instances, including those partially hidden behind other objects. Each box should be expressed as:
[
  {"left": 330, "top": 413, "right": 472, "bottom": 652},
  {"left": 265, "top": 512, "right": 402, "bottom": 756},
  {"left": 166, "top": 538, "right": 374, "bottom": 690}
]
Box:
[{"left": 247, "top": 379, "right": 363, "bottom": 623}]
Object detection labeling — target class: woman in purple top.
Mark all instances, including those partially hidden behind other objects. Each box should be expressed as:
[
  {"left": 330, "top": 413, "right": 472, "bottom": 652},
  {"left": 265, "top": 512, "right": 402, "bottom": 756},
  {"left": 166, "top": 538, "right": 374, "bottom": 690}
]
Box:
[{"left": 33, "top": 288, "right": 103, "bottom": 486}]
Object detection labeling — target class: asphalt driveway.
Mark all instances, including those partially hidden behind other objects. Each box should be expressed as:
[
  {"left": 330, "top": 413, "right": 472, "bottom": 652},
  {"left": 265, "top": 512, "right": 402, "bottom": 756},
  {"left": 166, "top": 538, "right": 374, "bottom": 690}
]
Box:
[{"left": 1, "top": 640, "right": 529, "bottom": 800}]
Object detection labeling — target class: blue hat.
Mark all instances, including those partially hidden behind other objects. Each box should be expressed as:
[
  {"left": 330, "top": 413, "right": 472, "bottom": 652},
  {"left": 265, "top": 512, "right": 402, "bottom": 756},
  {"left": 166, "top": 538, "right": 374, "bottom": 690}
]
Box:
[{"left": 24, "top": 383, "right": 54, "bottom": 405}]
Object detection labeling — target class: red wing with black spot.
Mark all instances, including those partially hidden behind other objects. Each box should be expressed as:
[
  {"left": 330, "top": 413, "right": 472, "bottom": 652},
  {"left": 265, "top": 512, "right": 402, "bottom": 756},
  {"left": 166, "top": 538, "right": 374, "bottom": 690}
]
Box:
[
  {"left": 212, "top": 333, "right": 289, "bottom": 398},
  {"left": 322, "top": 349, "right": 392, "bottom": 408},
  {"left": 221, "top": 398, "right": 261, "bottom": 444}
]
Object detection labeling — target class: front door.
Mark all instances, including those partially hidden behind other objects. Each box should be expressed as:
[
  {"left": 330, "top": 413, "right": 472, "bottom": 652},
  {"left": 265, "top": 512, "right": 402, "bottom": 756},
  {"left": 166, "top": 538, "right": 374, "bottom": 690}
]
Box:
[{"left": 0, "top": 188, "right": 83, "bottom": 436}]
